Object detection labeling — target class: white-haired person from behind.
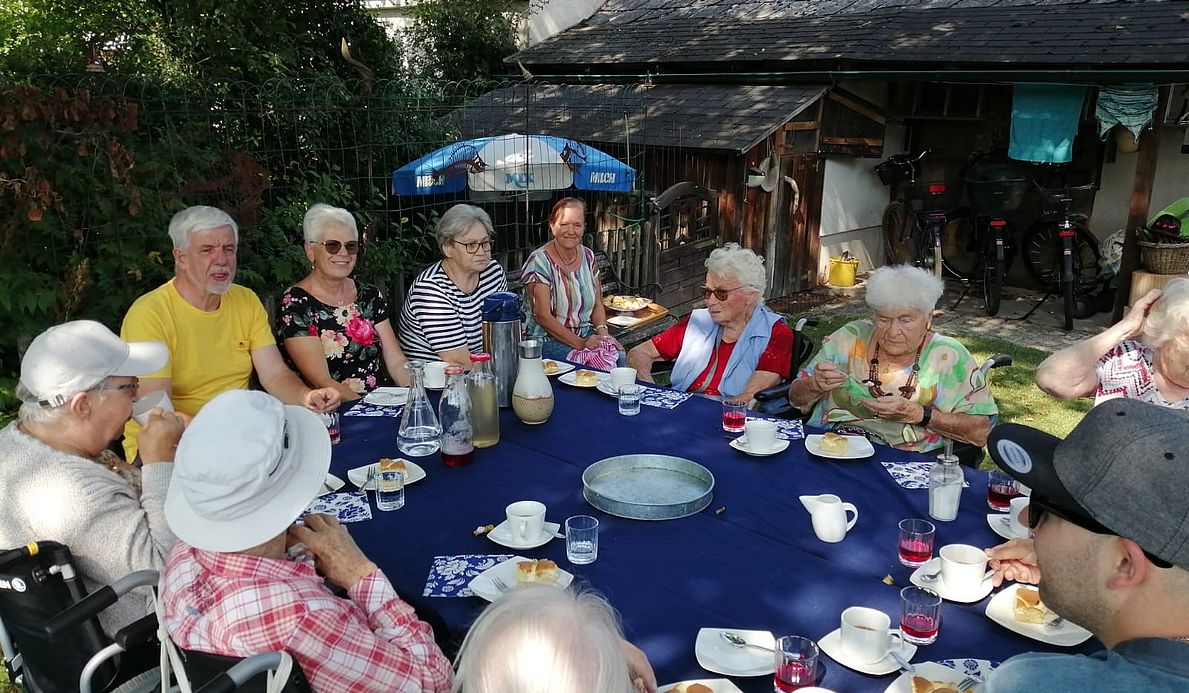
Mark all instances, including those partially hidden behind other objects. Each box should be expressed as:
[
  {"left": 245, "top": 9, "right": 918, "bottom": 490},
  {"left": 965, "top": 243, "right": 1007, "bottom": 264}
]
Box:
[
  {"left": 452, "top": 585, "right": 657, "bottom": 693},
  {"left": 787, "top": 264, "right": 997, "bottom": 453},
  {"left": 629, "top": 243, "right": 794, "bottom": 402}
]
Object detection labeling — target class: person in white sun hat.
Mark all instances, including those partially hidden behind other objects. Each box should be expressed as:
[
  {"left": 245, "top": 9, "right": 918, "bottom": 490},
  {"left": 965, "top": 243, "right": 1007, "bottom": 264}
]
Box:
[
  {"left": 0, "top": 320, "right": 185, "bottom": 635},
  {"left": 160, "top": 389, "right": 452, "bottom": 693}
]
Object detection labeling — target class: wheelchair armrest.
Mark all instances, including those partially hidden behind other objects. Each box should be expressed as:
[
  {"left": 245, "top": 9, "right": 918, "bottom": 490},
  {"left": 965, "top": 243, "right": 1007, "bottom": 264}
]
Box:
[
  {"left": 113, "top": 612, "right": 159, "bottom": 651},
  {"left": 194, "top": 653, "right": 286, "bottom": 693},
  {"left": 45, "top": 570, "right": 159, "bottom": 637},
  {"left": 753, "top": 382, "right": 789, "bottom": 403}
]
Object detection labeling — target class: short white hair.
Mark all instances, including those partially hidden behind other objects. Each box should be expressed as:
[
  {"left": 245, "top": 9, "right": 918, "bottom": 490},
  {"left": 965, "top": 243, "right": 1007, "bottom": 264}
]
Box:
[
  {"left": 1143, "top": 277, "right": 1189, "bottom": 349},
  {"left": 705, "top": 243, "right": 767, "bottom": 298},
  {"left": 452, "top": 586, "right": 631, "bottom": 693},
  {"left": 302, "top": 203, "right": 359, "bottom": 243},
  {"left": 15, "top": 377, "right": 111, "bottom": 426},
  {"left": 168, "top": 206, "right": 238, "bottom": 250},
  {"left": 436, "top": 204, "right": 494, "bottom": 253},
  {"left": 865, "top": 264, "right": 945, "bottom": 315}
]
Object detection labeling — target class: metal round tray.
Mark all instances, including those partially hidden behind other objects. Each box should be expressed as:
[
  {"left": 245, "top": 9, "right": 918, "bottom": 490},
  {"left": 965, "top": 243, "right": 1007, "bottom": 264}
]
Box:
[{"left": 582, "top": 454, "right": 714, "bottom": 520}]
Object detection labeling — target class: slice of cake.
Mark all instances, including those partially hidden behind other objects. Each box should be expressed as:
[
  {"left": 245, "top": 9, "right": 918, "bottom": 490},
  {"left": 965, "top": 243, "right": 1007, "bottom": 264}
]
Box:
[
  {"left": 515, "top": 559, "right": 559, "bottom": 584},
  {"left": 910, "top": 676, "right": 959, "bottom": 693},
  {"left": 542, "top": 360, "right": 560, "bottom": 375},
  {"left": 819, "top": 432, "right": 850, "bottom": 454},
  {"left": 575, "top": 370, "right": 598, "bottom": 386},
  {"left": 1013, "top": 586, "right": 1056, "bottom": 624}
]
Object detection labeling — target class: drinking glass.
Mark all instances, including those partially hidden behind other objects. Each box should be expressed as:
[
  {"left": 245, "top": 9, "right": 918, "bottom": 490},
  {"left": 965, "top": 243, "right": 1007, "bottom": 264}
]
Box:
[
  {"left": 898, "top": 518, "right": 936, "bottom": 567},
  {"left": 899, "top": 586, "right": 941, "bottom": 645},
  {"left": 565, "top": 515, "right": 599, "bottom": 564},
  {"left": 618, "top": 384, "right": 642, "bottom": 416},
  {"left": 376, "top": 467, "right": 405, "bottom": 511},
  {"left": 319, "top": 411, "right": 341, "bottom": 445},
  {"left": 773, "top": 635, "right": 818, "bottom": 692},
  {"left": 722, "top": 399, "right": 747, "bottom": 433},
  {"left": 987, "top": 470, "right": 1021, "bottom": 511}
]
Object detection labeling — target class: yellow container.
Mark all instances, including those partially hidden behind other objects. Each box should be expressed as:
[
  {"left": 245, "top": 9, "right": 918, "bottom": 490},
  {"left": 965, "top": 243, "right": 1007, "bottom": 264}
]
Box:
[{"left": 827, "top": 256, "right": 860, "bottom": 287}]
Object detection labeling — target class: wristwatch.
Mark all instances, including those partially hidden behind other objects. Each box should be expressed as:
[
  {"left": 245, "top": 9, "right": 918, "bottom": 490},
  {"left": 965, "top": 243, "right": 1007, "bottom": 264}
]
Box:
[{"left": 918, "top": 405, "right": 933, "bottom": 428}]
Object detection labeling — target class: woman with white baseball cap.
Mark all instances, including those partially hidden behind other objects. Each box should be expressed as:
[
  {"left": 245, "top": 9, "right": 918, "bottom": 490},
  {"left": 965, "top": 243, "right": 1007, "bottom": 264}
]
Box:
[{"left": 0, "top": 320, "right": 185, "bottom": 635}]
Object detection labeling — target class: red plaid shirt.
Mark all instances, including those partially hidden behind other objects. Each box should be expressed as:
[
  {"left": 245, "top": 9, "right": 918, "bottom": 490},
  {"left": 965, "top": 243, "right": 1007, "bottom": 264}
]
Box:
[{"left": 161, "top": 543, "right": 452, "bottom": 693}]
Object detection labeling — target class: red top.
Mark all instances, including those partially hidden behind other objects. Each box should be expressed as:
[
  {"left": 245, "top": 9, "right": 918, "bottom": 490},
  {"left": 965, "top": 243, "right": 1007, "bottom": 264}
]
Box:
[{"left": 651, "top": 315, "right": 794, "bottom": 396}]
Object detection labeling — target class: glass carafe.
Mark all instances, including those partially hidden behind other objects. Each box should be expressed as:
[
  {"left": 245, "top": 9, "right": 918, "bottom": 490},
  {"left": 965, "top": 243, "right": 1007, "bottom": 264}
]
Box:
[
  {"left": 468, "top": 353, "right": 500, "bottom": 448},
  {"left": 511, "top": 339, "right": 554, "bottom": 425},
  {"left": 439, "top": 365, "right": 474, "bottom": 467},
  {"left": 397, "top": 360, "right": 441, "bottom": 457}
]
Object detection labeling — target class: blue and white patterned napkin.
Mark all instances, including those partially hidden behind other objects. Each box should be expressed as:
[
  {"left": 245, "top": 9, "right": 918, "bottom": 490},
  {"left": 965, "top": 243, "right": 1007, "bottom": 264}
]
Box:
[
  {"left": 771, "top": 418, "right": 804, "bottom": 440},
  {"left": 424, "top": 554, "right": 514, "bottom": 597},
  {"left": 303, "top": 490, "right": 373, "bottom": 523},
  {"left": 880, "top": 461, "right": 971, "bottom": 489},
  {"left": 343, "top": 401, "right": 402, "bottom": 417},
  {"left": 937, "top": 659, "right": 1000, "bottom": 677},
  {"left": 640, "top": 387, "right": 693, "bottom": 409}
]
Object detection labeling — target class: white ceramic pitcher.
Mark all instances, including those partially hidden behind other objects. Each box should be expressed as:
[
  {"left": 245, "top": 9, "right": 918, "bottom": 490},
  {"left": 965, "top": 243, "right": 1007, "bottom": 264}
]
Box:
[{"left": 799, "top": 494, "right": 859, "bottom": 543}]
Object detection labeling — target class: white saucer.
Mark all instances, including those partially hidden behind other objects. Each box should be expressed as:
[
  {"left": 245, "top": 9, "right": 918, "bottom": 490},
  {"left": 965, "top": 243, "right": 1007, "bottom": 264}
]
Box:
[
  {"left": 817, "top": 627, "right": 917, "bottom": 676},
  {"left": 805, "top": 434, "right": 875, "bottom": 459},
  {"left": 320, "top": 474, "right": 345, "bottom": 496},
  {"left": 884, "top": 660, "right": 1000, "bottom": 693},
  {"left": 985, "top": 583, "right": 1092, "bottom": 646},
  {"left": 558, "top": 370, "right": 601, "bottom": 388},
  {"left": 909, "top": 558, "right": 994, "bottom": 603},
  {"left": 657, "top": 679, "right": 742, "bottom": 693},
  {"left": 595, "top": 378, "right": 637, "bottom": 397},
  {"left": 986, "top": 513, "right": 1029, "bottom": 541},
  {"left": 729, "top": 436, "right": 790, "bottom": 456},
  {"left": 347, "top": 460, "right": 427, "bottom": 490},
  {"left": 487, "top": 520, "right": 561, "bottom": 550},
  {"left": 694, "top": 628, "right": 775, "bottom": 677},
  {"left": 468, "top": 555, "right": 574, "bottom": 602},
  {"left": 542, "top": 360, "right": 576, "bottom": 377},
  {"left": 363, "top": 387, "right": 408, "bottom": 407}
]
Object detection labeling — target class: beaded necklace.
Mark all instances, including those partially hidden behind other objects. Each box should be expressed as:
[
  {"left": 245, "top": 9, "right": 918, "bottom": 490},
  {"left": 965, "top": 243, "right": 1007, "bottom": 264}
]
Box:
[{"left": 864, "top": 341, "right": 924, "bottom": 399}]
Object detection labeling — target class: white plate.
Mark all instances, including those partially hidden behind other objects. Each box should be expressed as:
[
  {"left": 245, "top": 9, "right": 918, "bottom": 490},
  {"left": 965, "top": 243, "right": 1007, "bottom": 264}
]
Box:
[
  {"left": 320, "top": 474, "right": 345, "bottom": 496},
  {"left": 729, "top": 436, "right": 791, "bottom": 457},
  {"left": 984, "top": 583, "right": 1092, "bottom": 646},
  {"left": 595, "top": 378, "right": 626, "bottom": 397},
  {"left": 986, "top": 513, "right": 1029, "bottom": 541},
  {"left": 558, "top": 370, "right": 601, "bottom": 388},
  {"left": 607, "top": 314, "right": 642, "bottom": 328},
  {"left": 468, "top": 555, "right": 574, "bottom": 602},
  {"left": 694, "top": 628, "right": 775, "bottom": 677},
  {"left": 605, "top": 296, "right": 651, "bottom": 312},
  {"left": 909, "top": 558, "right": 994, "bottom": 603},
  {"left": 363, "top": 387, "right": 408, "bottom": 407},
  {"left": 805, "top": 434, "right": 875, "bottom": 459},
  {"left": 542, "top": 360, "right": 576, "bottom": 377},
  {"left": 656, "top": 679, "right": 742, "bottom": 693},
  {"left": 346, "top": 460, "right": 427, "bottom": 490},
  {"left": 884, "top": 660, "right": 1000, "bottom": 693},
  {"left": 487, "top": 520, "right": 562, "bottom": 550},
  {"left": 817, "top": 627, "right": 918, "bottom": 676}
]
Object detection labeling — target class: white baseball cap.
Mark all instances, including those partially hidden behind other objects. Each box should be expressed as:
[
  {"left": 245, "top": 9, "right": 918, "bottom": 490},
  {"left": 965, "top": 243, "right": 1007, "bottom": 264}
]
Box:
[
  {"left": 19, "top": 320, "right": 168, "bottom": 408},
  {"left": 165, "top": 390, "right": 330, "bottom": 552}
]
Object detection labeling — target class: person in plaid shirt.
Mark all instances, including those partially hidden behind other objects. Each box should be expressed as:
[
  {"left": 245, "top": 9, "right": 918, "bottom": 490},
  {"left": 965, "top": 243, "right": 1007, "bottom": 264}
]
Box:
[{"left": 161, "top": 390, "right": 452, "bottom": 692}]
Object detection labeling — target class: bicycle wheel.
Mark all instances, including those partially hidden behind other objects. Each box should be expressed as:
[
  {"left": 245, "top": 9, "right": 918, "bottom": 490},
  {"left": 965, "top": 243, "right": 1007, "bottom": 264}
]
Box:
[
  {"left": 940, "top": 212, "right": 978, "bottom": 279},
  {"left": 1021, "top": 222, "right": 1102, "bottom": 296},
  {"left": 882, "top": 201, "right": 914, "bottom": 265},
  {"left": 982, "top": 228, "right": 1004, "bottom": 316}
]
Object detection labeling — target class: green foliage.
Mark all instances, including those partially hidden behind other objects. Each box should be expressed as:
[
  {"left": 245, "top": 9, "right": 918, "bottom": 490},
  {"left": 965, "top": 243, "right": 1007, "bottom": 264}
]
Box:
[{"left": 406, "top": 0, "right": 520, "bottom": 82}]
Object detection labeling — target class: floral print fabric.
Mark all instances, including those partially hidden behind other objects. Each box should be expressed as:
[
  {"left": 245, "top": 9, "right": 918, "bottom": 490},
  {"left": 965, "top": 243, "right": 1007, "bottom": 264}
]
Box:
[{"left": 277, "top": 283, "right": 390, "bottom": 395}]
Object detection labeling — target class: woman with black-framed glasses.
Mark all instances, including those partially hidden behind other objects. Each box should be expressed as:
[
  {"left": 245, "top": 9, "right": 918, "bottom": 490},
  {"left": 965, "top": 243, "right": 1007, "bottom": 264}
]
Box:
[
  {"left": 277, "top": 203, "right": 412, "bottom": 401},
  {"left": 399, "top": 203, "right": 509, "bottom": 368}
]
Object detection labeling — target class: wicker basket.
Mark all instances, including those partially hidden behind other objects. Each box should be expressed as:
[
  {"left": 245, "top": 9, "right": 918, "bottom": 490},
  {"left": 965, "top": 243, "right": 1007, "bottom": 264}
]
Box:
[{"left": 1138, "top": 229, "right": 1189, "bottom": 274}]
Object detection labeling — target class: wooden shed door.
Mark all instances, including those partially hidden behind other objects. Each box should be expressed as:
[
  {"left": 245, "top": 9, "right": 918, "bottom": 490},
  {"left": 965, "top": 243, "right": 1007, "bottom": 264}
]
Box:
[{"left": 651, "top": 182, "right": 719, "bottom": 316}]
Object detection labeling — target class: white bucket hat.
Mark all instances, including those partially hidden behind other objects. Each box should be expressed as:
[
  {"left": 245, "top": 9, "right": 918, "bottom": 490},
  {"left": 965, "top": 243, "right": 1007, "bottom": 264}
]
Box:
[
  {"left": 19, "top": 320, "right": 168, "bottom": 408},
  {"left": 166, "top": 390, "right": 330, "bottom": 552}
]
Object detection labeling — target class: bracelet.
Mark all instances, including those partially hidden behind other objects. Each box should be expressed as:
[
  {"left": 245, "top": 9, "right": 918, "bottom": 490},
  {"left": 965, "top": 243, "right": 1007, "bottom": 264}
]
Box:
[
  {"left": 919, "top": 404, "right": 933, "bottom": 428},
  {"left": 594, "top": 324, "right": 609, "bottom": 333}
]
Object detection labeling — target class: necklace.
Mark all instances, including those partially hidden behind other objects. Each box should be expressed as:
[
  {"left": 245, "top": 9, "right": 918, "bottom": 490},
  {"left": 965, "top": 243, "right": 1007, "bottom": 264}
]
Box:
[
  {"left": 865, "top": 342, "right": 924, "bottom": 399},
  {"left": 551, "top": 239, "right": 579, "bottom": 266}
]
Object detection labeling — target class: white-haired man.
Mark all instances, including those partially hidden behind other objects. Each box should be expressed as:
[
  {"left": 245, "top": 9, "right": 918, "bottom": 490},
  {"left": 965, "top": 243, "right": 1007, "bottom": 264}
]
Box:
[
  {"left": 161, "top": 390, "right": 452, "bottom": 693},
  {"left": 983, "top": 398, "right": 1189, "bottom": 692},
  {"left": 121, "top": 205, "right": 339, "bottom": 460}
]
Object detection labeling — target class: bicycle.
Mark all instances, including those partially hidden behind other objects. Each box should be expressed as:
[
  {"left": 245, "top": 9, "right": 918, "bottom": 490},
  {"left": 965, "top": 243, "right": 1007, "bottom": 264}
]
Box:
[
  {"left": 876, "top": 152, "right": 967, "bottom": 278},
  {"left": 953, "top": 176, "right": 1030, "bottom": 316},
  {"left": 1019, "top": 184, "right": 1103, "bottom": 330}
]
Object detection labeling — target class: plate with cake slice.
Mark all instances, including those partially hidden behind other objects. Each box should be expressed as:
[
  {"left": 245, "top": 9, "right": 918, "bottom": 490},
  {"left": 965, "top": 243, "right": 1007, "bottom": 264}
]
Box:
[
  {"left": 468, "top": 556, "right": 574, "bottom": 602},
  {"left": 884, "top": 660, "right": 999, "bottom": 693},
  {"left": 559, "top": 369, "right": 601, "bottom": 387},
  {"left": 542, "top": 359, "right": 576, "bottom": 377},
  {"left": 805, "top": 433, "right": 875, "bottom": 459},
  {"left": 985, "top": 583, "right": 1092, "bottom": 646}
]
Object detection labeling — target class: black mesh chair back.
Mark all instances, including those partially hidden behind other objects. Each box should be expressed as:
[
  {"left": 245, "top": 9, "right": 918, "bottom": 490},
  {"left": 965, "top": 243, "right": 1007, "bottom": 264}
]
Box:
[{"left": 177, "top": 647, "right": 312, "bottom": 693}]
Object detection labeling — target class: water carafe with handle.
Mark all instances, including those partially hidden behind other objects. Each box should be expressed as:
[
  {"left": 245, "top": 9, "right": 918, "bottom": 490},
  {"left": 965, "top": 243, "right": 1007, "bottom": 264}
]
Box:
[{"left": 481, "top": 291, "right": 522, "bottom": 408}]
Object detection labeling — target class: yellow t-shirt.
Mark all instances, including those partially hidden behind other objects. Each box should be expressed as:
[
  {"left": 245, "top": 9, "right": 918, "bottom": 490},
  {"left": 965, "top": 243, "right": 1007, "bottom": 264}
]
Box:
[{"left": 120, "top": 280, "right": 274, "bottom": 460}]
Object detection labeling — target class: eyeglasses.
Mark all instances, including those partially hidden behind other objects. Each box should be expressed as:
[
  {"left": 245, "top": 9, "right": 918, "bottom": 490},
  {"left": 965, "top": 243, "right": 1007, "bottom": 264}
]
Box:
[
  {"left": 701, "top": 285, "right": 746, "bottom": 301},
  {"left": 1028, "top": 494, "right": 1172, "bottom": 569},
  {"left": 96, "top": 380, "right": 139, "bottom": 396},
  {"left": 453, "top": 239, "right": 494, "bottom": 254},
  {"left": 311, "top": 240, "right": 360, "bottom": 256}
]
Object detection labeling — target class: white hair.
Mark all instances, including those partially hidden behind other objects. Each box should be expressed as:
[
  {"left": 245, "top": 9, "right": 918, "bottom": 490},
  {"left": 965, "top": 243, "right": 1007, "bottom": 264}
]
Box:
[
  {"left": 436, "top": 204, "right": 494, "bottom": 253},
  {"left": 705, "top": 243, "right": 767, "bottom": 298},
  {"left": 302, "top": 203, "right": 359, "bottom": 243},
  {"left": 865, "top": 264, "right": 945, "bottom": 315},
  {"left": 168, "top": 206, "right": 239, "bottom": 250},
  {"left": 15, "top": 377, "right": 111, "bottom": 426},
  {"left": 452, "top": 586, "right": 631, "bottom": 693},
  {"left": 1143, "top": 277, "right": 1189, "bottom": 349}
]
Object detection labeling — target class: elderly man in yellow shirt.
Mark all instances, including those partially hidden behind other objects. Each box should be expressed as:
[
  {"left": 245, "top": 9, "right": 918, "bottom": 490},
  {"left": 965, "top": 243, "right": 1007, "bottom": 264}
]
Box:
[{"left": 121, "top": 206, "right": 340, "bottom": 460}]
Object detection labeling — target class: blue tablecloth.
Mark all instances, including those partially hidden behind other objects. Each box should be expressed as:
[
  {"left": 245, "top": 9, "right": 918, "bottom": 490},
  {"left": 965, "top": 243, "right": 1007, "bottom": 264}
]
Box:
[{"left": 330, "top": 382, "right": 1098, "bottom": 692}]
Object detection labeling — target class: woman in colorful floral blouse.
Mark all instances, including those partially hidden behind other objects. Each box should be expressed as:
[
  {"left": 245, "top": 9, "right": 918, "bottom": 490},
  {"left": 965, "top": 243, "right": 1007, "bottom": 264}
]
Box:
[{"left": 277, "top": 204, "right": 411, "bottom": 400}]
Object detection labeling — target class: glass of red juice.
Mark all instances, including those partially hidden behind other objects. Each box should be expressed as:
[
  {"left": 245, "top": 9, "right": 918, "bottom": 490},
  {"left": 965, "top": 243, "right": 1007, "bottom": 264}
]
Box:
[
  {"left": 722, "top": 399, "right": 747, "bottom": 433},
  {"left": 987, "top": 470, "right": 1021, "bottom": 511},
  {"left": 898, "top": 518, "right": 936, "bottom": 567},
  {"left": 900, "top": 586, "right": 941, "bottom": 645},
  {"left": 773, "top": 635, "right": 818, "bottom": 692}
]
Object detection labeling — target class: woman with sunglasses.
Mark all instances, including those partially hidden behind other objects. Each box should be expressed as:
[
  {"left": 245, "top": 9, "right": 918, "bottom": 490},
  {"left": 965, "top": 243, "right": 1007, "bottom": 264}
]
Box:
[
  {"left": 629, "top": 243, "right": 792, "bottom": 402},
  {"left": 787, "top": 264, "right": 997, "bottom": 452},
  {"left": 277, "top": 204, "right": 411, "bottom": 401},
  {"left": 398, "top": 204, "right": 509, "bottom": 367}
]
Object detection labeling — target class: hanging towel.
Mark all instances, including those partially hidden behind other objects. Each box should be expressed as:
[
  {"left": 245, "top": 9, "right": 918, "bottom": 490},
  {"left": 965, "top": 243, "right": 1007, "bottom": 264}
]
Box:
[
  {"left": 1008, "top": 84, "right": 1087, "bottom": 164},
  {"left": 1096, "top": 84, "right": 1159, "bottom": 142}
]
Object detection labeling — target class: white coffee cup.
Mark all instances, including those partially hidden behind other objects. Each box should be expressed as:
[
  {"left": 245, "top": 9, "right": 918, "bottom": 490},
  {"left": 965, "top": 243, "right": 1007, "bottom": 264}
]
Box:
[
  {"left": 839, "top": 606, "right": 905, "bottom": 664},
  {"left": 744, "top": 419, "right": 778, "bottom": 451},
  {"left": 939, "top": 544, "right": 993, "bottom": 591},
  {"left": 610, "top": 367, "right": 637, "bottom": 389},
  {"left": 506, "top": 500, "right": 547, "bottom": 543},
  {"left": 424, "top": 361, "right": 448, "bottom": 389},
  {"left": 1008, "top": 496, "right": 1031, "bottom": 538},
  {"left": 132, "top": 391, "right": 174, "bottom": 426}
]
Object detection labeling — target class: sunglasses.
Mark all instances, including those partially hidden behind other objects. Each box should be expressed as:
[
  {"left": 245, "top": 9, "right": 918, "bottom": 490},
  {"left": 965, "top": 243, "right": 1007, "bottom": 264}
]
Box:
[
  {"left": 453, "top": 239, "right": 494, "bottom": 254},
  {"left": 1028, "top": 494, "right": 1172, "bottom": 569},
  {"left": 701, "top": 285, "right": 745, "bottom": 301},
  {"left": 311, "top": 240, "right": 360, "bottom": 256}
]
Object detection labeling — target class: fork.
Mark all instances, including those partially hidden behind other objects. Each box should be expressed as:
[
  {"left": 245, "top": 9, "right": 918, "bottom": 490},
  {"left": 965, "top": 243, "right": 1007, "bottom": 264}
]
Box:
[
  {"left": 364, "top": 465, "right": 376, "bottom": 493},
  {"left": 491, "top": 576, "right": 511, "bottom": 593},
  {"left": 956, "top": 674, "right": 983, "bottom": 691}
]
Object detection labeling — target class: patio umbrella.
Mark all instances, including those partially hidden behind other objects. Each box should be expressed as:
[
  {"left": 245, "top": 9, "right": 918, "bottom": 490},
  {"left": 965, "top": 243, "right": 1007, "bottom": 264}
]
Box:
[{"left": 391, "top": 133, "right": 636, "bottom": 197}]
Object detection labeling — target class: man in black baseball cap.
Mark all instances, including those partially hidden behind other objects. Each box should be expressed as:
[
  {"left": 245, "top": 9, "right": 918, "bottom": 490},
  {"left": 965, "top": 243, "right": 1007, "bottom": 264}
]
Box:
[{"left": 982, "top": 397, "right": 1189, "bottom": 692}]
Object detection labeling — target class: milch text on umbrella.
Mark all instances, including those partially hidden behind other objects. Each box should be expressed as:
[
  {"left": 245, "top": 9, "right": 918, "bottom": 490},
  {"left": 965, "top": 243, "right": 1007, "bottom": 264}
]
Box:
[
  {"left": 590, "top": 172, "right": 616, "bottom": 184},
  {"left": 504, "top": 173, "right": 535, "bottom": 188}
]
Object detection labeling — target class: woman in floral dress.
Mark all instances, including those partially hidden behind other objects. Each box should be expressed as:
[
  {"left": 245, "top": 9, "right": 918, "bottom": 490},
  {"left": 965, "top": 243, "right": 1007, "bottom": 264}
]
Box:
[{"left": 277, "top": 204, "right": 411, "bottom": 401}]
